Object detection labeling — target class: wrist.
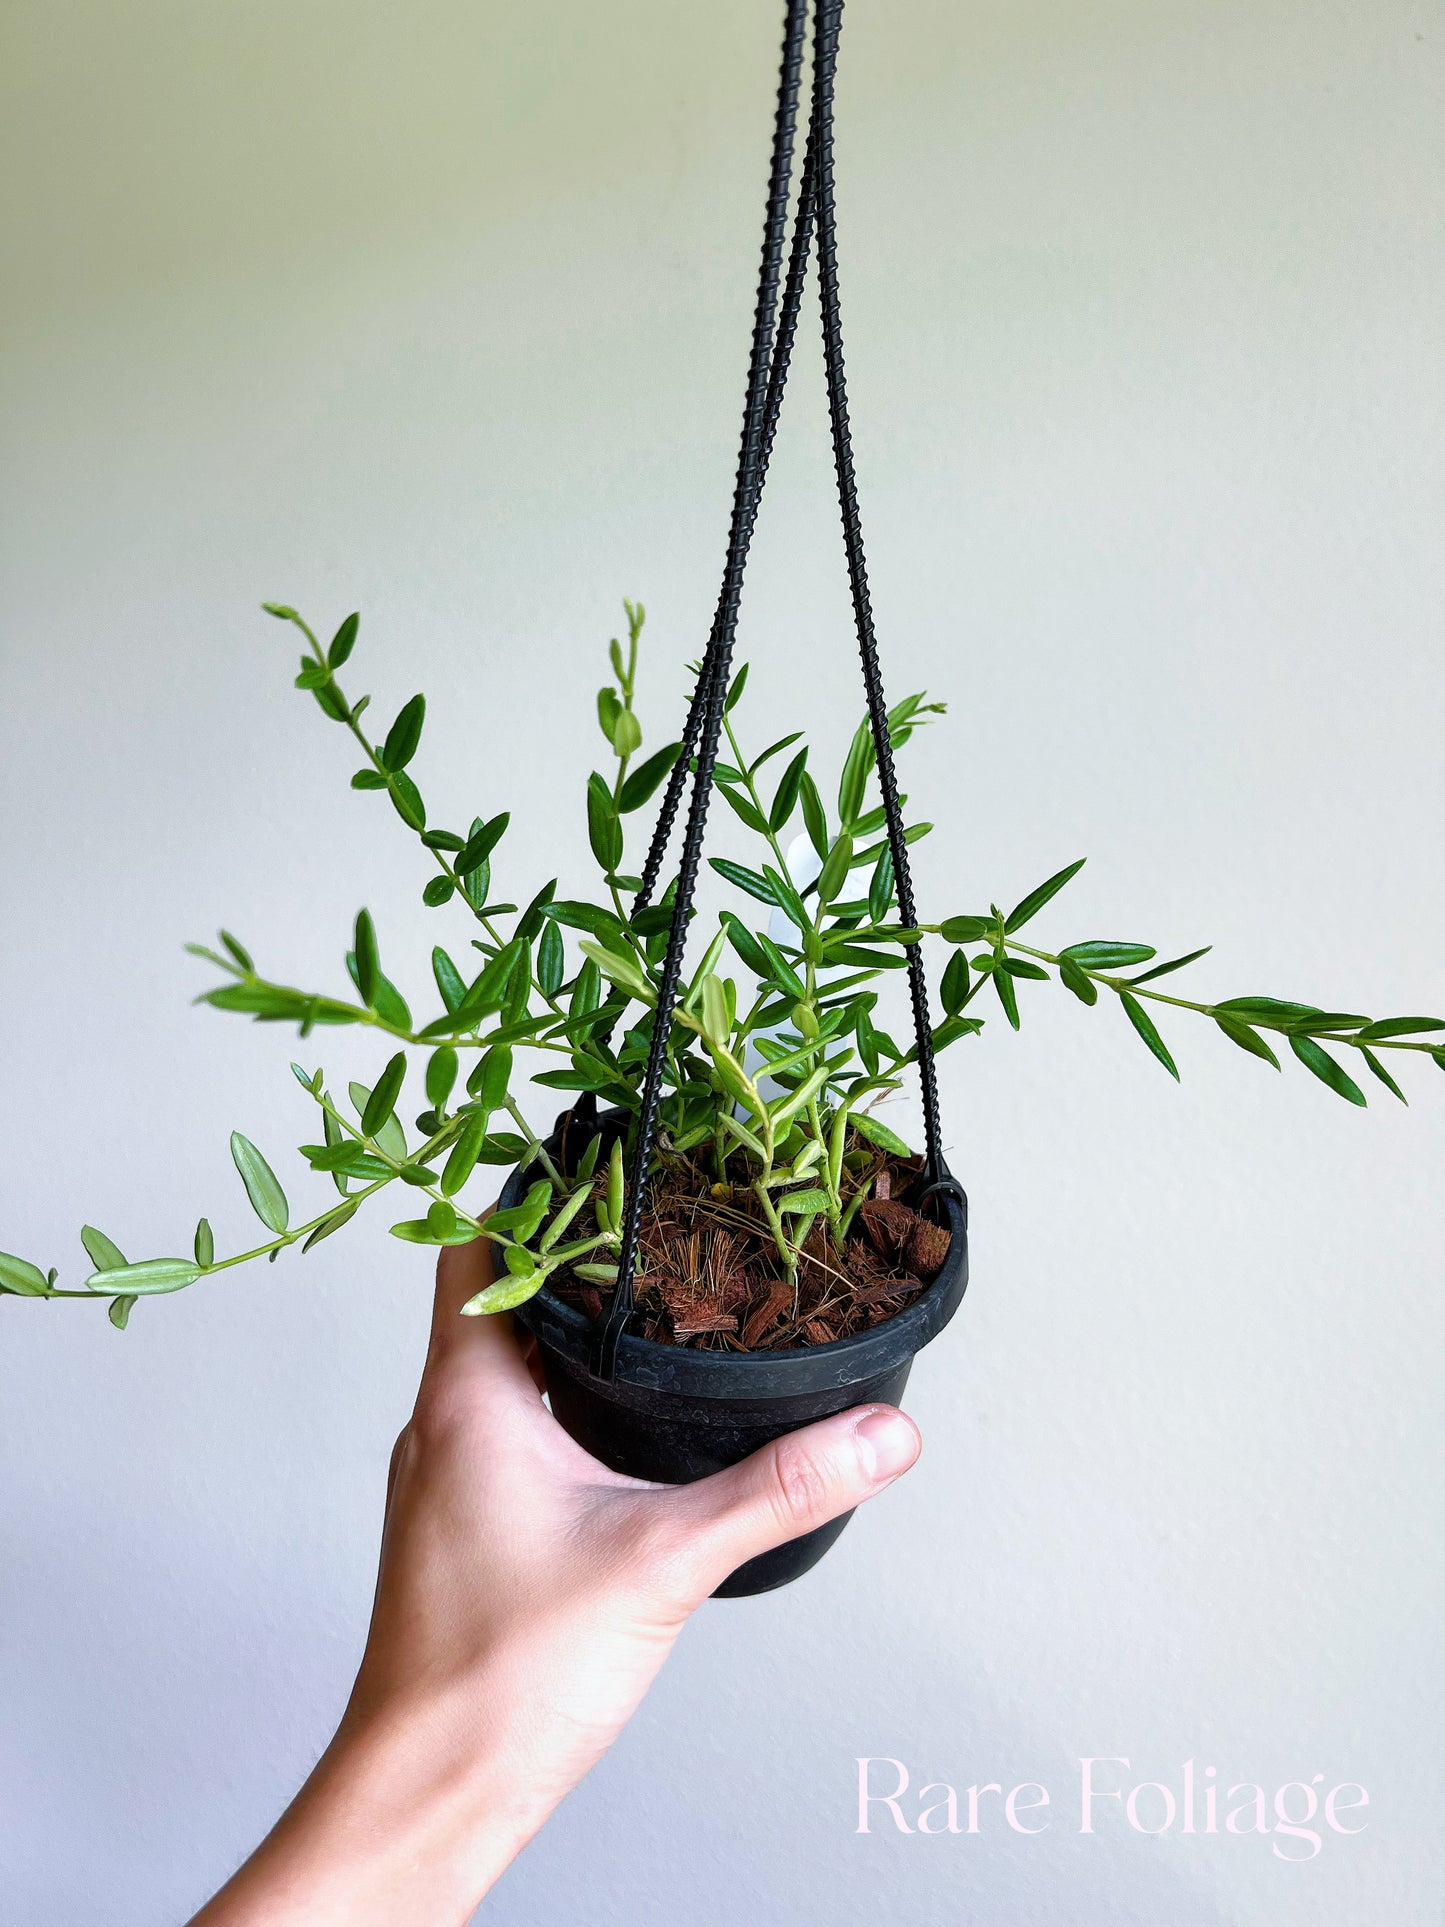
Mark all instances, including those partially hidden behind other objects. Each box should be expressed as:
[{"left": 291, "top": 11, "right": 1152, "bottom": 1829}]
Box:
[{"left": 192, "top": 1668, "right": 543, "bottom": 1927}]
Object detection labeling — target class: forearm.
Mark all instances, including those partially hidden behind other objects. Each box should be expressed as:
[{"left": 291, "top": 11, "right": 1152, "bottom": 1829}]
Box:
[{"left": 190, "top": 1682, "right": 548, "bottom": 1927}]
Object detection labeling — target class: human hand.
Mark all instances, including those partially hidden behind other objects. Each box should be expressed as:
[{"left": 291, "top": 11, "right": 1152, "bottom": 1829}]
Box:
[{"left": 191, "top": 1232, "right": 921, "bottom": 1926}]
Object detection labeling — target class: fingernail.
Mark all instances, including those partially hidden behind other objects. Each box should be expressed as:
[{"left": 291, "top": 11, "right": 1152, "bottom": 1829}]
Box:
[{"left": 853, "top": 1408, "right": 919, "bottom": 1483}]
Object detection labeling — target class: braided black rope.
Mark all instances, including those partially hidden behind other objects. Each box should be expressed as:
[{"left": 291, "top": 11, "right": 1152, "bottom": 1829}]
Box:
[
  {"left": 589, "top": 0, "right": 945, "bottom": 1378},
  {"left": 810, "top": 0, "right": 946, "bottom": 1184},
  {"left": 572, "top": 24, "right": 817, "bottom": 1143},
  {"left": 590, "top": 0, "right": 810, "bottom": 1378},
  {"left": 633, "top": 134, "right": 819, "bottom": 916}
]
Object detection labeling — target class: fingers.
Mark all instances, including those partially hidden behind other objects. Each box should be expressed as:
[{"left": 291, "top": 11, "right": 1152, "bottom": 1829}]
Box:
[
  {"left": 420, "top": 1235, "right": 543, "bottom": 1408},
  {"left": 656, "top": 1404, "right": 921, "bottom": 1601},
  {"left": 427, "top": 1230, "right": 496, "bottom": 1349}
]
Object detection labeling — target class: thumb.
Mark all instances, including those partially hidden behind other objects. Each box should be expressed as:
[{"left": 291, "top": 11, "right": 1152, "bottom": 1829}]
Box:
[{"left": 661, "top": 1404, "right": 921, "bottom": 1601}]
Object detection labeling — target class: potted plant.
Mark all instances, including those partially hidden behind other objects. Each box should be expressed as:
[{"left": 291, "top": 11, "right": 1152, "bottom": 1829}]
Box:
[
  {"left": 4, "top": 0, "right": 1439, "bottom": 1600},
  {"left": 2, "top": 597, "right": 1440, "bottom": 1593}
]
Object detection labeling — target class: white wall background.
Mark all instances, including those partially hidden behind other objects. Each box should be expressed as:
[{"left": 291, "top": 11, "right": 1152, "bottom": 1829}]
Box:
[{"left": 2, "top": 2, "right": 1442, "bottom": 1921}]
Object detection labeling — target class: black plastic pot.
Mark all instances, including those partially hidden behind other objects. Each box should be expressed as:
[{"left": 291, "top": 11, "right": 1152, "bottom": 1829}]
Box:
[{"left": 497, "top": 1111, "right": 968, "bottom": 1597}]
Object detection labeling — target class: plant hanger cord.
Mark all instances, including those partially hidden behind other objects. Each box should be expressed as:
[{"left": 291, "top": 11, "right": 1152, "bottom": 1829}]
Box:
[{"left": 593, "top": 0, "right": 947, "bottom": 1380}]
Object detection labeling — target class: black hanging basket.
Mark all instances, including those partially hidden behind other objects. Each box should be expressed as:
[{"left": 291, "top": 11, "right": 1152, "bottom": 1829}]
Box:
[
  {"left": 501, "top": 1111, "right": 968, "bottom": 1596},
  {"left": 499, "top": 0, "right": 970, "bottom": 1597}
]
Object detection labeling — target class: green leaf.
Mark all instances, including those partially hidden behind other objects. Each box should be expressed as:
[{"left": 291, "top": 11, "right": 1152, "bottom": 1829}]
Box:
[
  {"left": 709, "top": 857, "right": 775, "bottom": 905},
  {"left": 940, "top": 950, "right": 970, "bottom": 1014},
  {"left": 700, "top": 974, "right": 730, "bottom": 1046},
  {"left": 374, "top": 972, "right": 412, "bottom": 1033},
  {"left": 724, "top": 663, "right": 749, "bottom": 712},
  {"left": 85, "top": 1257, "right": 200, "bottom": 1296},
  {"left": 850, "top": 1113, "right": 914, "bottom": 1158},
  {"left": 312, "top": 681, "right": 350, "bottom": 722},
  {"left": 1290, "top": 1035, "right": 1366, "bottom": 1106},
  {"left": 613, "top": 708, "right": 643, "bottom": 758},
  {"left": 466, "top": 1043, "right": 513, "bottom": 1113},
  {"left": 994, "top": 967, "right": 1020, "bottom": 1030},
  {"left": 587, "top": 772, "right": 624, "bottom": 874},
  {"left": 1360, "top": 1045, "right": 1407, "bottom": 1104},
  {"left": 354, "top": 909, "right": 380, "bottom": 1008},
  {"left": 461, "top": 1270, "right": 546, "bottom": 1315},
  {"left": 931, "top": 1014, "right": 985, "bottom": 1050},
  {"left": 328, "top": 612, "right": 359, "bottom": 668},
  {"left": 486, "top": 1180, "right": 553, "bottom": 1242},
  {"left": 754, "top": 930, "right": 806, "bottom": 1002},
  {"left": 458, "top": 939, "right": 526, "bottom": 1022},
  {"left": 799, "top": 771, "right": 830, "bottom": 862},
  {"left": 194, "top": 1217, "right": 215, "bottom": 1267},
  {"left": 597, "top": 685, "right": 623, "bottom": 746},
  {"left": 618, "top": 741, "right": 684, "bottom": 814},
  {"left": 762, "top": 866, "right": 811, "bottom": 933},
  {"left": 607, "top": 1138, "right": 625, "bottom": 1232},
  {"left": 779, "top": 1187, "right": 833, "bottom": 1214},
  {"left": 428, "top": 1199, "right": 459, "bottom": 1239},
  {"left": 261, "top": 601, "right": 299, "bottom": 621},
  {"left": 351, "top": 768, "right": 388, "bottom": 790},
  {"left": 837, "top": 721, "right": 873, "bottom": 828},
  {"left": 230, "top": 1132, "right": 290, "bottom": 1231},
  {"left": 442, "top": 1110, "right": 490, "bottom": 1195},
  {"left": 422, "top": 876, "right": 455, "bottom": 907},
  {"left": 721, "top": 911, "right": 769, "bottom": 977},
  {"left": 516, "top": 879, "right": 558, "bottom": 944},
  {"left": 349, "top": 1082, "right": 407, "bottom": 1161},
  {"left": 382, "top": 694, "right": 426, "bottom": 772},
  {"left": 545, "top": 900, "right": 630, "bottom": 946},
  {"left": 108, "top": 1295, "right": 135, "bottom": 1330},
  {"left": 217, "top": 930, "right": 254, "bottom": 973},
  {"left": 81, "top": 1225, "right": 128, "bottom": 1272},
  {"left": 362, "top": 1052, "right": 408, "bottom": 1137},
  {"left": 1127, "top": 945, "right": 1212, "bottom": 986},
  {"left": 432, "top": 946, "right": 466, "bottom": 1014},
  {"left": 1060, "top": 941, "right": 1156, "bottom": 969},
  {"left": 1119, "top": 992, "right": 1179, "bottom": 1080},
  {"left": 389, "top": 770, "right": 426, "bottom": 831},
  {"left": 1216, "top": 997, "right": 1320, "bottom": 1019},
  {"left": 1002, "top": 958, "right": 1049, "bottom": 980},
  {"left": 817, "top": 833, "right": 854, "bottom": 906},
  {"left": 751, "top": 731, "right": 803, "bottom": 776},
  {"left": 717, "top": 783, "right": 770, "bottom": 835},
  {"left": 1059, "top": 956, "right": 1097, "bottom": 1004},
  {"left": 389, "top": 1217, "right": 478, "bottom": 1246},
  {"left": 0, "top": 1251, "right": 49, "bottom": 1295},
  {"left": 1357, "top": 1017, "right": 1445, "bottom": 1041},
  {"left": 421, "top": 829, "right": 466, "bottom": 852},
  {"left": 769, "top": 749, "right": 809, "bottom": 833},
  {"left": 940, "top": 915, "right": 990, "bottom": 943},
  {"left": 867, "top": 846, "right": 894, "bottom": 926},
  {"left": 457, "top": 814, "right": 509, "bottom": 877},
  {"left": 819, "top": 941, "right": 909, "bottom": 970},
  {"left": 533, "top": 920, "right": 562, "bottom": 999},
  {"left": 302, "top": 1200, "right": 361, "bottom": 1251},
  {"left": 1005, "top": 859, "right": 1087, "bottom": 933},
  {"left": 1215, "top": 1013, "right": 1281, "bottom": 1068},
  {"left": 579, "top": 940, "right": 654, "bottom": 1003}
]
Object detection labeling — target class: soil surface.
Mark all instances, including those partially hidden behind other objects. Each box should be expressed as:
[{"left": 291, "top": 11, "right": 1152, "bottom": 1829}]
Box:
[{"left": 548, "top": 1129, "right": 952, "bottom": 1351}]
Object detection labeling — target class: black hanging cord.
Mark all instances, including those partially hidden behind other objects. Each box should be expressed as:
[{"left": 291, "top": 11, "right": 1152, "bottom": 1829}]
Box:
[
  {"left": 589, "top": 0, "right": 947, "bottom": 1379},
  {"left": 810, "top": 0, "right": 946, "bottom": 1186},
  {"left": 590, "top": 0, "right": 811, "bottom": 1379},
  {"left": 571, "top": 25, "right": 817, "bottom": 1143},
  {"left": 633, "top": 133, "right": 819, "bottom": 916}
]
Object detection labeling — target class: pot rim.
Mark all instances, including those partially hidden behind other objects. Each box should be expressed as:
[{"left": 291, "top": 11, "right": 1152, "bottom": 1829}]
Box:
[{"left": 504, "top": 1130, "right": 969, "bottom": 1397}]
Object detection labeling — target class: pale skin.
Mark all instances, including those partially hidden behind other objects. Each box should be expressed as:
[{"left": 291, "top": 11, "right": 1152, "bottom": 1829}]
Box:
[{"left": 189, "top": 1232, "right": 922, "bottom": 1925}]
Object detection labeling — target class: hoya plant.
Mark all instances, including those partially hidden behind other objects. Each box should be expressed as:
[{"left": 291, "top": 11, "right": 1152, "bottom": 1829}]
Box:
[{"left": 2, "top": 600, "right": 1441, "bottom": 1347}]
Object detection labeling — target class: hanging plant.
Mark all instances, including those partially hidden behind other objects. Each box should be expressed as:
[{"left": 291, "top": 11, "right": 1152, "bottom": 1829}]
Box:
[{"left": 4, "top": 0, "right": 1439, "bottom": 1594}]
